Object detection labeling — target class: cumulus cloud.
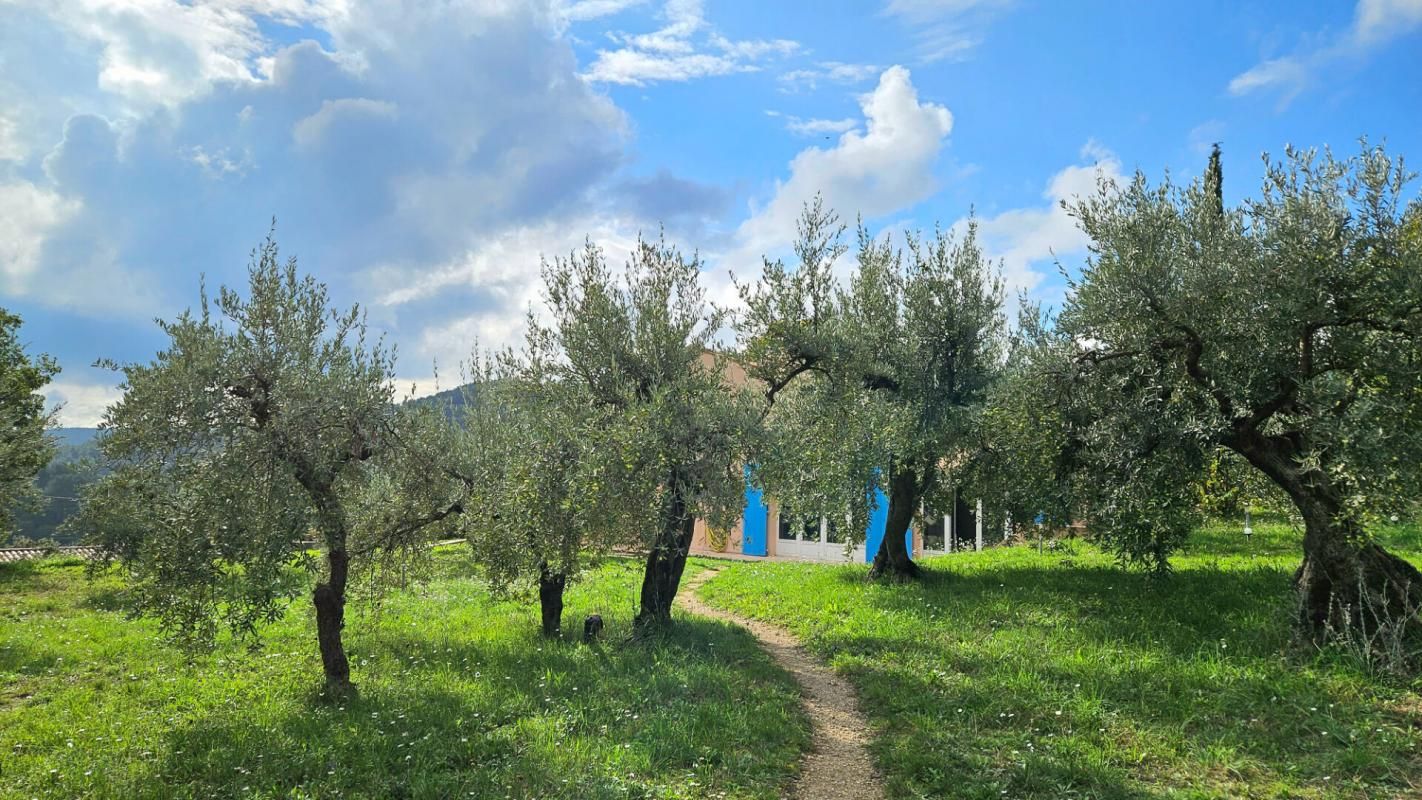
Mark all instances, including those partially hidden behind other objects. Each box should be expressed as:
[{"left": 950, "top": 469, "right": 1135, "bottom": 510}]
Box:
[
  {"left": 612, "top": 168, "right": 730, "bottom": 228},
  {"left": 0, "top": 0, "right": 735, "bottom": 402},
  {"left": 732, "top": 66, "right": 953, "bottom": 263},
  {"left": 581, "top": 0, "right": 798, "bottom": 85},
  {"left": 0, "top": 181, "right": 80, "bottom": 289},
  {"left": 0, "top": 115, "right": 24, "bottom": 162},
  {"left": 2, "top": 3, "right": 627, "bottom": 310},
  {"left": 370, "top": 213, "right": 647, "bottom": 372},
  {"left": 1228, "top": 0, "right": 1422, "bottom": 106},
  {"left": 8, "top": 0, "right": 343, "bottom": 112},
  {"left": 292, "top": 98, "right": 399, "bottom": 149},
  {"left": 969, "top": 140, "right": 1123, "bottom": 297},
  {"left": 43, "top": 380, "right": 126, "bottom": 428}
]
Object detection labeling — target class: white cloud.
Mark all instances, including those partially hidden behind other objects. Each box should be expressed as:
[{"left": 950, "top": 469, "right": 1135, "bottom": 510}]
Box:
[
  {"left": 0, "top": 0, "right": 646, "bottom": 313},
  {"left": 582, "top": 0, "right": 798, "bottom": 85},
  {"left": 1228, "top": 0, "right": 1422, "bottom": 106},
  {"left": 43, "top": 380, "right": 125, "bottom": 428},
  {"left": 373, "top": 214, "right": 645, "bottom": 376},
  {"left": 583, "top": 49, "right": 744, "bottom": 84},
  {"left": 732, "top": 66, "right": 953, "bottom": 262},
  {"left": 1354, "top": 0, "right": 1422, "bottom": 44},
  {"left": 0, "top": 115, "right": 25, "bottom": 162},
  {"left": 970, "top": 140, "right": 1123, "bottom": 296},
  {"left": 0, "top": 181, "right": 80, "bottom": 288},
  {"left": 556, "top": 0, "right": 649, "bottom": 23},
  {"left": 292, "top": 97, "right": 399, "bottom": 148},
  {"left": 17, "top": 0, "right": 345, "bottom": 112},
  {"left": 779, "top": 61, "right": 881, "bottom": 92},
  {"left": 1227, "top": 56, "right": 1308, "bottom": 105},
  {"left": 766, "top": 112, "right": 859, "bottom": 137},
  {"left": 881, "top": 0, "right": 1014, "bottom": 63}
]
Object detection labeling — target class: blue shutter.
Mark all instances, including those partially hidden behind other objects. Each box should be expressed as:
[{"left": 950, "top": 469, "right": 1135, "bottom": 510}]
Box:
[{"left": 742, "top": 465, "right": 769, "bottom": 557}]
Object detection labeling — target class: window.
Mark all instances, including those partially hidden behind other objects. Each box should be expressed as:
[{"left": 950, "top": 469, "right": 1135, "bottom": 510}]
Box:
[
  {"left": 923, "top": 512, "right": 946, "bottom": 552},
  {"left": 778, "top": 513, "right": 819, "bottom": 542}
]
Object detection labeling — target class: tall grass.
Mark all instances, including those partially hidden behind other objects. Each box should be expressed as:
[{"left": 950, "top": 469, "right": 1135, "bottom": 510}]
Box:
[
  {"left": 0, "top": 553, "right": 809, "bottom": 800},
  {"left": 700, "top": 520, "right": 1422, "bottom": 799}
]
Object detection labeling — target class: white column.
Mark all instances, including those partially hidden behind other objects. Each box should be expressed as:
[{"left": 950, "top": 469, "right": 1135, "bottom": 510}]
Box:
[
  {"left": 975, "top": 498, "right": 984, "bottom": 551},
  {"left": 947, "top": 489, "right": 956, "bottom": 550}
]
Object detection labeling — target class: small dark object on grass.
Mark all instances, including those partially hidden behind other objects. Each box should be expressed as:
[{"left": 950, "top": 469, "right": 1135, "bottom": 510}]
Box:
[{"left": 583, "top": 614, "right": 604, "bottom": 643}]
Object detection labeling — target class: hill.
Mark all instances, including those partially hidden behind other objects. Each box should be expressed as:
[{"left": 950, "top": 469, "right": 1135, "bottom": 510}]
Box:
[{"left": 10, "top": 428, "right": 103, "bottom": 545}]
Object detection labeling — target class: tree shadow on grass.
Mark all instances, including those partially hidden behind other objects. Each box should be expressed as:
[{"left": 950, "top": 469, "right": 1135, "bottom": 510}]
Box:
[
  {"left": 124, "top": 615, "right": 808, "bottom": 800},
  {"left": 768, "top": 559, "right": 1416, "bottom": 798},
  {"left": 0, "top": 639, "right": 63, "bottom": 675},
  {"left": 831, "top": 560, "right": 1296, "bottom": 658}
]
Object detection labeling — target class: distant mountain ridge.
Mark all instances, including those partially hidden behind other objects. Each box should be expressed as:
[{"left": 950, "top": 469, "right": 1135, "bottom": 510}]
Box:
[{"left": 54, "top": 427, "right": 100, "bottom": 449}]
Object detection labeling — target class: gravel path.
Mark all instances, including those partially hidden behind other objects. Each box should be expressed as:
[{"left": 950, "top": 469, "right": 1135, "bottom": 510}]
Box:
[{"left": 678, "top": 569, "right": 886, "bottom": 800}]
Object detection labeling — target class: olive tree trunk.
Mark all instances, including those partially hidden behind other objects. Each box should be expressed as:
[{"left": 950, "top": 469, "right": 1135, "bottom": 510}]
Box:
[
  {"left": 869, "top": 467, "right": 921, "bottom": 581},
  {"left": 538, "top": 561, "right": 567, "bottom": 638},
  {"left": 1231, "top": 432, "right": 1422, "bottom": 650},
  {"left": 635, "top": 484, "right": 694, "bottom": 629},
  {"left": 1294, "top": 512, "right": 1422, "bottom": 643},
  {"left": 313, "top": 544, "right": 352, "bottom": 693}
]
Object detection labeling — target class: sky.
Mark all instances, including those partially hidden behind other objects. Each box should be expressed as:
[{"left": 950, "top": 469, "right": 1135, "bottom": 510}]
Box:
[{"left": 1, "top": 0, "right": 1419, "bottom": 426}]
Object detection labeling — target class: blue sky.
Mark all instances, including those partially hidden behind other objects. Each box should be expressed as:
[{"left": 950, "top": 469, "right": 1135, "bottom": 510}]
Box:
[{"left": 1, "top": 0, "right": 1419, "bottom": 425}]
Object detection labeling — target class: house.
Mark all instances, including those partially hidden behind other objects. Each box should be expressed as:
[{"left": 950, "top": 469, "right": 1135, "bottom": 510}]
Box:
[{"left": 688, "top": 351, "right": 992, "bottom": 563}]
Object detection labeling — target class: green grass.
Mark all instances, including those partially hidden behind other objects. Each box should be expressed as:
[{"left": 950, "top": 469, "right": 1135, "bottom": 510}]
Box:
[
  {"left": 699, "top": 519, "right": 1422, "bottom": 799},
  {"left": 0, "top": 553, "right": 809, "bottom": 800}
]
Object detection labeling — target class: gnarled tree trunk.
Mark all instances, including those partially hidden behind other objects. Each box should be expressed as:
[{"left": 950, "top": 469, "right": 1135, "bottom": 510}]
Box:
[
  {"left": 313, "top": 544, "right": 352, "bottom": 694},
  {"left": 1231, "top": 432, "right": 1422, "bottom": 652},
  {"left": 539, "top": 561, "right": 567, "bottom": 638},
  {"left": 869, "top": 466, "right": 921, "bottom": 580},
  {"left": 635, "top": 483, "right": 694, "bottom": 629},
  {"left": 1293, "top": 500, "right": 1422, "bottom": 647}
]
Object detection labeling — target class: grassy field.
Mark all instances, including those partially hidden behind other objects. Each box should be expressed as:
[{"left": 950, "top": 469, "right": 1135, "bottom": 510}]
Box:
[
  {"left": 0, "top": 552, "right": 809, "bottom": 800},
  {"left": 699, "top": 518, "right": 1422, "bottom": 799}
]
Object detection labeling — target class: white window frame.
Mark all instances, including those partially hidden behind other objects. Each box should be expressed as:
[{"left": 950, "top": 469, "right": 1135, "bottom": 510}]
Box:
[{"left": 777, "top": 510, "right": 865, "bottom": 562}]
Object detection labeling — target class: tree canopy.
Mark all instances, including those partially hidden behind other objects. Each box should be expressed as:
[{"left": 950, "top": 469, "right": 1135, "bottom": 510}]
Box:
[
  {"left": 74, "top": 235, "right": 469, "bottom": 691},
  {"left": 0, "top": 309, "right": 58, "bottom": 543},
  {"left": 736, "top": 199, "right": 1007, "bottom": 578},
  {"left": 531, "top": 237, "right": 760, "bottom": 626},
  {"left": 1031, "top": 143, "right": 1422, "bottom": 655},
  {"left": 454, "top": 337, "right": 628, "bottom": 637}
]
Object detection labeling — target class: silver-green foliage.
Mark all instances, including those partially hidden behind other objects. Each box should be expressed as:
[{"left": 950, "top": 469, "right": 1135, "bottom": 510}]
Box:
[
  {"left": 544, "top": 238, "right": 758, "bottom": 536},
  {"left": 74, "top": 237, "right": 465, "bottom": 650},
  {"left": 737, "top": 200, "right": 1006, "bottom": 551},
  {"left": 456, "top": 337, "right": 622, "bottom": 597},
  {"left": 1044, "top": 143, "right": 1422, "bottom": 573},
  {"left": 530, "top": 237, "right": 760, "bottom": 621},
  {"left": 0, "top": 309, "right": 58, "bottom": 541}
]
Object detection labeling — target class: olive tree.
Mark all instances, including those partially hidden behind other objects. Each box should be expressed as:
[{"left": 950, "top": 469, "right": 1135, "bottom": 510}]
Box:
[
  {"left": 0, "top": 309, "right": 58, "bottom": 542},
  {"left": 455, "top": 337, "right": 625, "bottom": 638},
  {"left": 533, "top": 237, "right": 758, "bottom": 628},
  {"left": 1052, "top": 143, "right": 1422, "bottom": 650},
  {"left": 736, "top": 200, "right": 1006, "bottom": 579},
  {"left": 74, "top": 236, "right": 469, "bottom": 692}
]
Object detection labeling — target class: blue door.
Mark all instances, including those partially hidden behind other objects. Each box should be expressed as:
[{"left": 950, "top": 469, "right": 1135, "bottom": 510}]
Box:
[{"left": 742, "top": 466, "right": 769, "bottom": 557}]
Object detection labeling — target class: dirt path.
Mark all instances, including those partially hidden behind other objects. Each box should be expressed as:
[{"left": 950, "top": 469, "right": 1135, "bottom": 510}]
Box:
[{"left": 677, "top": 569, "right": 885, "bottom": 800}]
